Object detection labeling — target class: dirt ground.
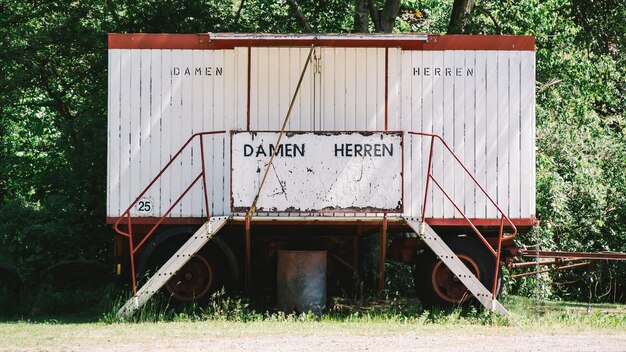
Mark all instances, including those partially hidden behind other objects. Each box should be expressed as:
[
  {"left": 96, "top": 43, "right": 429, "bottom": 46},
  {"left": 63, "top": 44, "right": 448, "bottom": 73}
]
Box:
[
  {"left": 89, "top": 331, "right": 626, "bottom": 352},
  {"left": 1, "top": 321, "right": 625, "bottom": 352}
]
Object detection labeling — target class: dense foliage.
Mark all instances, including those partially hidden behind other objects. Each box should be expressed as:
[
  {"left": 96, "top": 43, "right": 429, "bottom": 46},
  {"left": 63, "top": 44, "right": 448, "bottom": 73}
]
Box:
[{"left": 1, "top": 0, "right": 624, "bottom": 302}]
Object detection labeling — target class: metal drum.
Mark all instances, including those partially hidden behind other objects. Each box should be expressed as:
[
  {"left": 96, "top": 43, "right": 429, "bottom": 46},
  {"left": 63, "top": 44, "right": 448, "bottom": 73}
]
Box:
[{"left": 277, "top": 250, "right": 327, "bottom": 316}]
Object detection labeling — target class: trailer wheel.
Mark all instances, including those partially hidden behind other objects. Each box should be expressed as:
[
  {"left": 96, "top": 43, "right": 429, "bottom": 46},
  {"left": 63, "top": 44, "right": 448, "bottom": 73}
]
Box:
[
  {"left": 163, "top": 246, "right": 223, "bottom": 303},
  {"left": 141, "top": 230, "right": 231, "bottom": 304},
  {"left": 413, "top": 236, "right": 501, "bottom": 308}
]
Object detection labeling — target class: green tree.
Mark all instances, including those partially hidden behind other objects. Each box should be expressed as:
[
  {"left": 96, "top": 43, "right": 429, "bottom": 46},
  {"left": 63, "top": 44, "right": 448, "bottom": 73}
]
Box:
[{"left": 1, "top": 0, "right": 624, "bottom": 303}]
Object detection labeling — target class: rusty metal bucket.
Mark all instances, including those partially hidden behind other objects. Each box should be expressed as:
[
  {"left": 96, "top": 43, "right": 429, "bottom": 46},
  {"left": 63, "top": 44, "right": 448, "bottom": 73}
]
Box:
[{"left": 277, "top": 250, "right": 327, "bottom": 316}]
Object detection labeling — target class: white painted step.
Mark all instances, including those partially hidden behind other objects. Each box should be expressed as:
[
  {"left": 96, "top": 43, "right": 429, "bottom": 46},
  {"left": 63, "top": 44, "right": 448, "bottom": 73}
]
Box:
[
  {"left": 405, "top": 218, "right": 509, "bottom": 316},
  {"left": 117, "top": 217, "right": 229, "bottom": 318}
]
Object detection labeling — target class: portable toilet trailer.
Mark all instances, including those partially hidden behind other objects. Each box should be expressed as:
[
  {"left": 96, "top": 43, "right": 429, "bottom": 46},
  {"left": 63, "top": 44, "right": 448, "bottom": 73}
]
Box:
[{"left": 106, "top": 33, "right": 537, "bottom": 317}]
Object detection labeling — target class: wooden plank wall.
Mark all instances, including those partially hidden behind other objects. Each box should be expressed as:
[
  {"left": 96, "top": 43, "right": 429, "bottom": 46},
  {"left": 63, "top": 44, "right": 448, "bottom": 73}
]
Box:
[
  {"left": 107, "top": 49, "right": 244, "bottom": 218},
  {"left": 107, "top": 47, "right": 535, "bottom": 220},
  {"left": 399, "top": 50, "right": 535, "bottom": 219}
]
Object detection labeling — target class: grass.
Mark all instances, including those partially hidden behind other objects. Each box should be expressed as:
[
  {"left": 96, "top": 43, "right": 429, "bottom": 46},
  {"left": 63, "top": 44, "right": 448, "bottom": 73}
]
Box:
[
  {"left": 0, "top": 303, "right": 624, "bottom": 351},
  {"left": 0, "top": 292, "right": 624, "bottom": 351},
  {"left": 76, "top": 289, "right": 626, "bottom": 330},
  {"left": 2, "top": 284, "right": 625, "bottom": 330},
  {"left": 501, "top": 295, "right": 626, "bottom": 329}
]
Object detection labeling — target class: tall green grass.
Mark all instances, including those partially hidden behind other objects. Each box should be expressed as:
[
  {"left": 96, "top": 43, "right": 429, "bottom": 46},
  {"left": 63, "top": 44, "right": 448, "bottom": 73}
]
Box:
[
  {"left": 98, "top": 288, "right": 626, "bottom": 329},
  {"left": 3, "top": 283, "right": 624, "bottom": 330},
  {"left": 502, "top": 295, "right": 626, "bottom": 328}
]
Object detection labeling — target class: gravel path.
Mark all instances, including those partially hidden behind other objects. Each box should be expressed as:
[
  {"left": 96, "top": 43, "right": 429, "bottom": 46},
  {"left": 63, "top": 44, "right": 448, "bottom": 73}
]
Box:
[
  {"left": 1, "top": 322, "right": 625, "bottom": 352},
  {"left": 101, "top": 332, "right": 626, "bottom": 352}
]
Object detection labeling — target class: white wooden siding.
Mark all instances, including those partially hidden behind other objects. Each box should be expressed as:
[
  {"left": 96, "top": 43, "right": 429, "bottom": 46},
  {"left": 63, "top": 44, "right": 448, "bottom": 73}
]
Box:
[
  {"left": 107, "top": 46, "right": 535, "bottom": 220},
  {"left": 474, "top": 51, "right": 488, "bottom": 218},
  {"left": 398, "top": 50, "right": 535, "bottom": 219},
  {"left": 463, "top": 51, "right": 476, "bottom": 217},
  {"left": 520, "top": 51, "right": 536, "bottom": 217},
  {"left": 250, "top": 47, "right": 316, "bottom": 131},
  {"left": 107, "top": 49, "right": 240, "bottom": 218},
  {"left": 119, "top": 50, "right": 131, "bottom": 216},
  {"left": 318, "top": 48, "right": 386, "bottom": 131},
  {"left": 431, "top": 51, "right": 444, "bottom": 218}
]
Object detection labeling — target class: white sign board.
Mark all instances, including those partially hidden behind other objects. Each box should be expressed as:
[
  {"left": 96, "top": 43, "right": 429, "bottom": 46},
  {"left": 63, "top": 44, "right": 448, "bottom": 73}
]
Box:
[{"left": 231, "top": 132, "right": 403, "bottom": 212}]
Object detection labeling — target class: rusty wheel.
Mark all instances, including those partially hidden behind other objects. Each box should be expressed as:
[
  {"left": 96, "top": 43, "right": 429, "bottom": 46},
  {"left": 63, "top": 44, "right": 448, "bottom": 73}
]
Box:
[
  {"left": 165, "top": 254, "right": 214, "bottom": 302},
  {"left": 431, "top": 254, "right": 480, "bottom": 303},
  {"left": 141, "top": 228, "right": 231, "bottom": 305},
  {"left": 413, "top": 235, "right": 501, "bottom": 308}
]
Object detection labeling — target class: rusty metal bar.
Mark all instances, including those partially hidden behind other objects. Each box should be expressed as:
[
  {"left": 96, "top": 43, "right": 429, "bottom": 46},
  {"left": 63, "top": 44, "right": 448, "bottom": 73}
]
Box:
[
  {"left": 430, "top": 177, "right": 497, "bottom": 257},
  {"left": 353, "top": 226, "right": 361, "bottom": 277},
  {"left": 113, "top": 131, "right": 225, "bottom": 238},
  {"left": 519, "top": 250, "right": 626, "bottom": 261},
  {"left": 492, "top": 215, "right": 504, "bottom": 299},
  {"left": 199, "top": 135, "right": 210, "bottom": 222},
  {"left": 408, "top": 131, "right": 518, "bottom": 242},
  {"left": 511, "top": 262, "right": 591, "bottom": 279},
  {"left": 511, "top": 258, "right": 584, "bottom": 268},
  {"left": 229, "top": 216, "right": 405, "bottom": 223},
  {"left": 244, "top": 215, "right": 252, "bottom": 292},
  {"left": 410, "top": 130, "right": 521, "bottom": 305},
  {"left": 111, "top": 130, "right": 224, "bottom": 302},
  {"left": 127, "top": 217, "right": 137, "bottom": 296},
  {"left": 132, "top": 173, "right": 203, "bottom": 254},
  {"left": 421, "top": 136, "right": 435, "bottom": 224},
  {"left": 378, "top": 214, "right": 388, "bottom": 294}
]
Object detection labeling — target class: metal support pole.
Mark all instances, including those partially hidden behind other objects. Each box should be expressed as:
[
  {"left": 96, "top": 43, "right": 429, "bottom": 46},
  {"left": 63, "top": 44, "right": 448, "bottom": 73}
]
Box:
[
  {"left": 128, "top": 235, "right": 137, "bottom": 297},
  {"left": 199, "top": 135, "right": 210, "bottom": 222},
  {"left": 353, "top": 226, "right": 361, "bottom": 278},
  {"left": 245, "top": 215, "right": 251, "bottom": 292},
  {"left": 378, "top": 215, "right": 388, "bottom": 294},
  {"left": 420, "top": 137, "right": 435, "bottom": 224},
  {"left": 535, "top": 228, "right": 540, "bottom": 322},
  {"left": 492, "top": 216, "right": 504, "bottom": 299}
]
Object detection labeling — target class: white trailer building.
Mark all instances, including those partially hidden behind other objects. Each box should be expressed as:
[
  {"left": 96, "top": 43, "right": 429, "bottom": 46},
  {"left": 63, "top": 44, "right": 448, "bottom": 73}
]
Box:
[{"left": 107, "top": 33, "right": 537, "bottom": 317}]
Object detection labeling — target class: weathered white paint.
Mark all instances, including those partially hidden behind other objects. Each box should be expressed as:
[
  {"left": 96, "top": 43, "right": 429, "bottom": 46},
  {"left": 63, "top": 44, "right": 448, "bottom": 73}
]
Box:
[
  {"left": 250, "top": 47, "right": 316, "bottom": 131},
  {"left": 108, "top": 49, "right": 237, "bottom": 218},
  {"left": 107, "top": 41, "right": 535, "bottom": 221},
  {"left": 398, "top": 50, "right": 535, "bottom": 219},
  {"left": 520, "top": 52, "right": 536, "bottom": 218},
  {"left": 231, "top": 132, "right": 403, "bottom": 212}
]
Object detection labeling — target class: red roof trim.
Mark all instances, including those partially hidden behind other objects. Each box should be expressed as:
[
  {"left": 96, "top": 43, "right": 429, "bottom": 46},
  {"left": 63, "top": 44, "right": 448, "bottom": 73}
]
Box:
[
  {"left": 108, "top": 34, "right": 535, "bottom": 51},
  {"left": 422, "top": 35, "right": 534, "bottom": 51}
]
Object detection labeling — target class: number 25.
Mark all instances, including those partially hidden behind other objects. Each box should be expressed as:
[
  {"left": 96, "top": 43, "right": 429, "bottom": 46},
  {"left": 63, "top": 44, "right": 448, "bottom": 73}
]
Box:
[{"left": 138, "top": 200, "right": 152, "bottom": 212}]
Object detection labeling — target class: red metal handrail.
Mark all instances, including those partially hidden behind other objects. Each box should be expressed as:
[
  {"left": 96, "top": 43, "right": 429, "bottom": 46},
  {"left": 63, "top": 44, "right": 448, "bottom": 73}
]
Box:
[
  {"left": 113, "top": 130, "right": 226, "bottom": 296},
  {"left": 408, "top": 131, "right": 518, "bottom": 300}
]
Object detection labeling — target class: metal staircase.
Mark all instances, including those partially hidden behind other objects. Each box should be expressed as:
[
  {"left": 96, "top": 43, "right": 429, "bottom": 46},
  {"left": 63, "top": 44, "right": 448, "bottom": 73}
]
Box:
[
  {"left": 112, "top": 129, "right": 516, "bottom": 317},
  {"left": 117, "top": 217, "right": 228, "bottom": 318},
  {"left": 405, "top": 218, "right": 509, "bottom": 316}
]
